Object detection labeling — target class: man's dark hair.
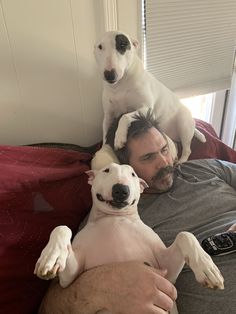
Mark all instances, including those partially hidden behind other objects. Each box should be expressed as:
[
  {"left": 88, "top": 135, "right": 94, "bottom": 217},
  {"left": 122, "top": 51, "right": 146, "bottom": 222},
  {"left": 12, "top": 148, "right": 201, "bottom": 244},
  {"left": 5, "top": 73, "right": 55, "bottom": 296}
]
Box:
[{"left": 106, "top": 110, "right": 165, "bottom": 164}]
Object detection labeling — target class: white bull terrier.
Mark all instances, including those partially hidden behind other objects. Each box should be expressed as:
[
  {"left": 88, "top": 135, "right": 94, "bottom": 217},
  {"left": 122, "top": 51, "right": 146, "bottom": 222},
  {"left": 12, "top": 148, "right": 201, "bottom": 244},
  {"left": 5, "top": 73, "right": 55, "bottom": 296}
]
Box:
[
  {"left": 94, "top": 31, "right": 206, "bottom": 163},
  {"left": 34, "top": 163, "right": 224, "bottom": 314}
]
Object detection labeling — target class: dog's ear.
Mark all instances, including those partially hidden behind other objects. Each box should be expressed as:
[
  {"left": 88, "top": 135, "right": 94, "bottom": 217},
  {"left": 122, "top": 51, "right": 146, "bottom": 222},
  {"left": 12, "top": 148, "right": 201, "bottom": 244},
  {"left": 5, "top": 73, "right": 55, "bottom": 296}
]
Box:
[
  {"left": 139, "top": 178, "right": 148, "bottom": 193},
  {"left": 86, "top": 170, "right": 97, "bottom": 185},
  {"left": 131, "top": 37, "right": 139, "bottom": 50}
]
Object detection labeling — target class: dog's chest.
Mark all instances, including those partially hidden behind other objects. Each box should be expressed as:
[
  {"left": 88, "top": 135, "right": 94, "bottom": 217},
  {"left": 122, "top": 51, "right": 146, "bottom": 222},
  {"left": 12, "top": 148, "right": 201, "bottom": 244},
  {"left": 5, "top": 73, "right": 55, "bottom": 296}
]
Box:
[
  {"left": 73, "top": 216, "right": 159, "bottom": 270},
  {"left": 103, "top": 86, "right": 149, "bottom": 115}
]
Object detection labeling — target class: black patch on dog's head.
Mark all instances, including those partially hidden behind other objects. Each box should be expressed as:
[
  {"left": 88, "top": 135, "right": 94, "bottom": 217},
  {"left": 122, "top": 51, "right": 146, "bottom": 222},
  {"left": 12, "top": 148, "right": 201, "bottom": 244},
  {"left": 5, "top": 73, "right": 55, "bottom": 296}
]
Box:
[{"left": 115, "top": 34, "right": 131, "bottom": 55}]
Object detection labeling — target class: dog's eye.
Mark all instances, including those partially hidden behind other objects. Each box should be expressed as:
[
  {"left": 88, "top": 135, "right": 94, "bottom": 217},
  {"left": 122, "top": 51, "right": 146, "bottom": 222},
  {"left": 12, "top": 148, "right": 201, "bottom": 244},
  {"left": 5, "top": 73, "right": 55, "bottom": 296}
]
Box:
[
  {"left": 103, "top": 168, "right": 110, "bottom": 173},
  {"left": 98, "top": 44, "right": 102, "bottom": 50},
  {"left": 132, "top": 172, "right": 136, "bottom": 177}
]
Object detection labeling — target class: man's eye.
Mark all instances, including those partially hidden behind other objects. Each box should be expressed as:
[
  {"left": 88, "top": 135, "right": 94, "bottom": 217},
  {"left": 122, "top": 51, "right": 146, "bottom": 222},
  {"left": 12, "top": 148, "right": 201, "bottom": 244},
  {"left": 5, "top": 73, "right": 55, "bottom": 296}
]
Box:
[
  {"left": 142, "top": 154, "right": 154, "bottom": 161},
  {"left": 162, "top": 147, "right": 169, "bottom": 155}
]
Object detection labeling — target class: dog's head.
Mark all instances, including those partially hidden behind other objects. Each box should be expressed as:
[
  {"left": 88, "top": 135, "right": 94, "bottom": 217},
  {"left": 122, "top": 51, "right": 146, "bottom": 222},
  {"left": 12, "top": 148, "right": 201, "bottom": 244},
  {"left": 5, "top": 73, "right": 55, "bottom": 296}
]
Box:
[
  {"left": 86, "top": 163, "right": 148, "bottom": 215},
  {"left": 94, "top": 31, "right": 139, "bottom": 85}
]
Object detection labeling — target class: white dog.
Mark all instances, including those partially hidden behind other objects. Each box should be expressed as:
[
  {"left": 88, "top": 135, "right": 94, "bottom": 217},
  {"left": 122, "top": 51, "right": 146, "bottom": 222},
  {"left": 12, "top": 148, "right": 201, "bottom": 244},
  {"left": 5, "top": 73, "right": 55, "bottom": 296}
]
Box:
[
  {"left": 94, "top": 31, "right": 206, "bottom": 163},
  {"left": 34, "top": 163, "right": 224, "bottom": 314}
]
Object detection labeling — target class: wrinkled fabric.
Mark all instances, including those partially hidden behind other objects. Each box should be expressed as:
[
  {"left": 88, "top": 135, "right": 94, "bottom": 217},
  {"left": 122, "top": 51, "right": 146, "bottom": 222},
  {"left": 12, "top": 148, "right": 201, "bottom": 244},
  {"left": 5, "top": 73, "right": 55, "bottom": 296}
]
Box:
[{"left": 0, "top": 145, "right": 92, "bottom": 314}]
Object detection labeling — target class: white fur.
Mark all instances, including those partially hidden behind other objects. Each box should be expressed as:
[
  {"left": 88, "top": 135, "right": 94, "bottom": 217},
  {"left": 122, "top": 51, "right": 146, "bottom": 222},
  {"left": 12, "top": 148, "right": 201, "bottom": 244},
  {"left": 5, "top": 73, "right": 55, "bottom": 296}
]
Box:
[
  {"left": 91, "top": 143, "right": 120, "bottom": 170},
  {"left": 94, "top": 31, "right": 206, "bottom": 163},
  {"left": 34, "top": 163, "right": 224, "bottom": 314}
]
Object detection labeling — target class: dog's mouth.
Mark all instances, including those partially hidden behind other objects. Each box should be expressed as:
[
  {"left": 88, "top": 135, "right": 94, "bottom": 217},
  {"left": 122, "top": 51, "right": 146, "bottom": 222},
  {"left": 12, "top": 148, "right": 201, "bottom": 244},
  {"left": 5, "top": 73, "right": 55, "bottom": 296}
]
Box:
[
  {"left": 105, "top": 78, "right": 117, "bottom": 84},
  {"left": 96, "top": 193, "right": 135, "bottom": 209}
]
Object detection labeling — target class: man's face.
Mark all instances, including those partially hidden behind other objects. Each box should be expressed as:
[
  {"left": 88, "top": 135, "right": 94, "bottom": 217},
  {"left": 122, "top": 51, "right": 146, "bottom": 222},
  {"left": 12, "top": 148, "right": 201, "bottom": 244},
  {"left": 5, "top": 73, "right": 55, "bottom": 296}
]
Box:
[{"left": 128, "top": 127, "right": 174, "bottom": 193}]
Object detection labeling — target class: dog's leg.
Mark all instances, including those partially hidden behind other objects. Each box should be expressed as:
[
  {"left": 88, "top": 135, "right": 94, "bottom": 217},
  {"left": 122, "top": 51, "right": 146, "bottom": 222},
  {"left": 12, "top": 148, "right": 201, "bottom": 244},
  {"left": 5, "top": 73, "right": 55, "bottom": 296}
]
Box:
[
  {"left": 34, "top": 226, "right": 72, "bottom": 280},
  {"left": 179, "top": 127, "right": 206, "bottom": 163},
  {"left": 158, "top": 232, "right": 224, "bottom": 290},
  {"left": 173, "top": 106, "right": 195, "bottom": 163},
  {"left": 114, "top": 107, "right": 148, "bottom": 149},
  {"left": 170, "top": 302, "right": 179, "bottom": 314},
  {"left": 114, "top": 111, "right": 136, "bottom": 149},
  {"left": 178, "top": 138, "right": 192, "bottom": 163},
  {"left": 194, "top": 128, "right": 206, "bottom": 143},
  {"left": 103, "top": 112, "right": 114, "bottom": 144},
  {"left": 58, "top": 244, "right": 81, "bottom": 288}
]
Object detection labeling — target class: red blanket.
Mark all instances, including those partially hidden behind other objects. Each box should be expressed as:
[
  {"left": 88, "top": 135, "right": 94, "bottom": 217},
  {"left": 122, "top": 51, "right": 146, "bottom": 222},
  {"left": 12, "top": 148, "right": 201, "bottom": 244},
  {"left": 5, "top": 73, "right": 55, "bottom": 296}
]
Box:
[
  {"left": 0, "top": 145, "right": 92, "bottom": 314},
  {"left": 185, "top": 119, "right": 236, "bottom": 162}
]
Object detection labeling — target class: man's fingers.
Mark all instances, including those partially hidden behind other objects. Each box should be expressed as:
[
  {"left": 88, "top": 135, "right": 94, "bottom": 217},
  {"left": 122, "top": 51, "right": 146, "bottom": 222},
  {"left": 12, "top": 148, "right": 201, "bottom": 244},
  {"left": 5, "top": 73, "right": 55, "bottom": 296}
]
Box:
[
  {"left": 228, "top": 223, "right": 236, "bottom": 232},
  {"left": 151, "top": 304, "right": 169, "bottom": 314},
  {"left": 152, "top": 268, "right": 168, "bottom": 277},
  {"left": 145, "top": 265, "right": 177, "bottom": 303},
  {"left": 154, "top": 288, "right": 175, "bottom": 312},
  {"left": 152, "top": 269, "right": 177, "bottom": 301}
]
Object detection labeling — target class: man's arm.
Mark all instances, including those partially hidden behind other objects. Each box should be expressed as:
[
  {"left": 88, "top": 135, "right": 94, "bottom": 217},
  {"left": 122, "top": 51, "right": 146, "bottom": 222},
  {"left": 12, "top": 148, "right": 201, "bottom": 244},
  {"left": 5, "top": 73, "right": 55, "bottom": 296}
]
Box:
[
  {"left": 39, "top": 261, "right": 177, "bottom": 314},
  {"left": 208, "top": 159, "right": 236, "bottom": 189}
]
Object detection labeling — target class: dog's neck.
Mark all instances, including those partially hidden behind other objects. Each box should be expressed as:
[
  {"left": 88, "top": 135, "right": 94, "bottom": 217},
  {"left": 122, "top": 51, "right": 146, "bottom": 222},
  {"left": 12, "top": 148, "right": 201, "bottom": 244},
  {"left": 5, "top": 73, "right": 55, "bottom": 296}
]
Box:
[
  {"left": 88, "top": 203, "right": 140, "bottom": 223},
  {"left": 127, "top": 53, "right": 144, "bottom": 76}
]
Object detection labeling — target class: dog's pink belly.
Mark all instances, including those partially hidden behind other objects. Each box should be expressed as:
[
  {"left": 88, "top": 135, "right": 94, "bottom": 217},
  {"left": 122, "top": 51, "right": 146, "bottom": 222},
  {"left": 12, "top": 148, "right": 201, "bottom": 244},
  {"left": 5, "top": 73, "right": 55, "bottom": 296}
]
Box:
[{"left": 73, "top": 218, "right": 159, "bottom": 271}]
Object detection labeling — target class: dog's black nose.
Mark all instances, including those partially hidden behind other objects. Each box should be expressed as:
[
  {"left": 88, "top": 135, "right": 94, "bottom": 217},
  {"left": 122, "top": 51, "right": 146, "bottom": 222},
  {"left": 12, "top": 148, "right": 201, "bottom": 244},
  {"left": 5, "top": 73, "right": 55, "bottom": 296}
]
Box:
[
  {"left": 112, "top": 184, "right": 130, "bottom": 202},
  {"left": 104, "top": 69, "right": 117, "bottom": 83}
]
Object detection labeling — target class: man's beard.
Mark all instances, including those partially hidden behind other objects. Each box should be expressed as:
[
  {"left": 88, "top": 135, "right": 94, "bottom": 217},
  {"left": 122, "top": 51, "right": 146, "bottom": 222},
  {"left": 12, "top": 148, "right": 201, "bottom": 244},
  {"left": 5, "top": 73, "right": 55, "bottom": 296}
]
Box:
[{"left": 151, "top": 165, "right": 175, "bottom": 193}]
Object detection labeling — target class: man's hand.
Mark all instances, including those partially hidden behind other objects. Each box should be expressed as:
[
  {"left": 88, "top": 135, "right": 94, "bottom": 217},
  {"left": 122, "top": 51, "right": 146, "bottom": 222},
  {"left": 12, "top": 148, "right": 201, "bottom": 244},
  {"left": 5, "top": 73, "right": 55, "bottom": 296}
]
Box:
[
  {"left": 228, "top": 223, "right": 236, "bottom": 232},
  {"left": 39, "top": 261, "right": 177, "bottom": 314},
  {"left": 105, "top": 262, "right": 177, "bottom": 314}
]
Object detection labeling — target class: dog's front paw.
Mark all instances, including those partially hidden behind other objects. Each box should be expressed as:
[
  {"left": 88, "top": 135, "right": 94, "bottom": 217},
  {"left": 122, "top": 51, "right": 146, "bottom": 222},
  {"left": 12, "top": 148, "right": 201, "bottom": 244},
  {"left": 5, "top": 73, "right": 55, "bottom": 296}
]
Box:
[
  {"left": 189, "top": 250, "right": 224, "bottom": 290},
  {"left": 34, "top": 226, "right": 72, "bottom": 280},
  {"left": 114, "top": 127, "right": 128, "bottom": 149},
  {"left": 114, "top": 113, "right": 134, "bottom": 149},
  {"left": 34, "top": 243, "right": 71, "bottom": 280}
]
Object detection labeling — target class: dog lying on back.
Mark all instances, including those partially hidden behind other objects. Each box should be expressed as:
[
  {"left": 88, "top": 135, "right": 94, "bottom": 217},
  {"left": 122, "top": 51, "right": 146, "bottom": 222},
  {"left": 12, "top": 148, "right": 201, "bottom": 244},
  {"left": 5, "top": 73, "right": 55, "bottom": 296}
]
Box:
[
  {"left": 94, "top": 31, "right": 206, "bottom": 163},
  {"left": 34, "top": 163, "right": 223, "bottom": 314}
]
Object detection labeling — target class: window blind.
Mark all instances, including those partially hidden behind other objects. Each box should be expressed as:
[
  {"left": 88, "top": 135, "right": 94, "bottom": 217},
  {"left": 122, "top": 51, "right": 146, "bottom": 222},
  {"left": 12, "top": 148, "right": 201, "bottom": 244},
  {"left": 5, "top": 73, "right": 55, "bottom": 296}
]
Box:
[{"left": 144, "top": 0, "right": 236, "bottom": 97}]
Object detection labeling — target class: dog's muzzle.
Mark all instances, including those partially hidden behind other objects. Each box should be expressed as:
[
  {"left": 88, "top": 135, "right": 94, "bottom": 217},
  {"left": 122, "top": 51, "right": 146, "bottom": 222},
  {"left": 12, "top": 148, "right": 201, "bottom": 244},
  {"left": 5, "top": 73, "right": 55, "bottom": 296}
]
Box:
[
  {"left": 112, "top": 184, "right": 130, "bottom": 201},
  {"left": 96, "top": 183, "right": 131, "bottom": 209},
  {"left": 110, "top": 183, "right": 130, "bottom": 209},
  {"left": 104, "top": 69, "right": 117, "bottom": 84}
]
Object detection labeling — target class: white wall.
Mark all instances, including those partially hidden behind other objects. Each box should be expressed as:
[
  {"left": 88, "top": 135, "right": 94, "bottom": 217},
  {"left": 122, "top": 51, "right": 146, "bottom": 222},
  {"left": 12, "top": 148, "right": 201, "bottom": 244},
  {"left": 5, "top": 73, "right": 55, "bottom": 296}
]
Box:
[{"left": 0, "top": 0, "right": 140, "bottom": 146}]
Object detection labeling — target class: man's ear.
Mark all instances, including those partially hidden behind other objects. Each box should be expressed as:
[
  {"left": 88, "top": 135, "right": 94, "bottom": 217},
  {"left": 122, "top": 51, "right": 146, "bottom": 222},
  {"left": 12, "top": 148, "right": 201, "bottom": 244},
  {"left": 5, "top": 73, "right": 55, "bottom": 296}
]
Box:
[
  {"left": 139, "top": 178, "right": 148, "bottom": 193},
  {"left": 86, "top": 170, "right": 97, "bottom": 185},
  {"left": 131, "top": 37, "right": 139, "bottom": 50}
]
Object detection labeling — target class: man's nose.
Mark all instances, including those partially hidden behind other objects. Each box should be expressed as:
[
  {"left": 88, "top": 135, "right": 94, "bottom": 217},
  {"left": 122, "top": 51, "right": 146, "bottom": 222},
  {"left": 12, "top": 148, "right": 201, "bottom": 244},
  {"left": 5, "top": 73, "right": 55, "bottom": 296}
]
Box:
[{"left": 156, "top": 155, "right": 168, "bottom": 169}]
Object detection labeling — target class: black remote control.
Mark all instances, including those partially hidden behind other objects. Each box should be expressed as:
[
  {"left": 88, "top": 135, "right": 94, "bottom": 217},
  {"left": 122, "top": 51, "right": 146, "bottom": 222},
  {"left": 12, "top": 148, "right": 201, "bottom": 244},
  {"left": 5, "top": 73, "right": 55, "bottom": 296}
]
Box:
[{"left": 201, "top": 232, "right": 236, "bottom": 256}]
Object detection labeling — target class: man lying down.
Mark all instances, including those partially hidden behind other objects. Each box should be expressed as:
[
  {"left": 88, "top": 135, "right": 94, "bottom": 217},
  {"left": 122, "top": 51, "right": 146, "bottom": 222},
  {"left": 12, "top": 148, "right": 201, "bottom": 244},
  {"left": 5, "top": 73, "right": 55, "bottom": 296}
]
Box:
[{"left": 38, "top": 112, "right": 236, "bottom": 314}]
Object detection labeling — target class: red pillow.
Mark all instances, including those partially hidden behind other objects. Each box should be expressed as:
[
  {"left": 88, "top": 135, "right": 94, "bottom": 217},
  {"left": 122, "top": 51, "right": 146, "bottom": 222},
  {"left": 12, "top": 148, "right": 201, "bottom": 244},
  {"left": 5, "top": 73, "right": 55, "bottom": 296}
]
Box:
[
  {"left": 178, "top": 119, "right": 236, "bottom": 162},
  {"left": 0, "top": 145, "right": 92, "bottom": 314}
]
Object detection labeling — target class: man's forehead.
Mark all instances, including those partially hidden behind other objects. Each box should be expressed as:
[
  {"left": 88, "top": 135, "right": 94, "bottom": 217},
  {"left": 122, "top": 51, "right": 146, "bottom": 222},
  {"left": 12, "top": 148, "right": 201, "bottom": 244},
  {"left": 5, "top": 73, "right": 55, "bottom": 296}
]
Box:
[{"left": 128, "top": 128, "right": 167, "bottom": 152}]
